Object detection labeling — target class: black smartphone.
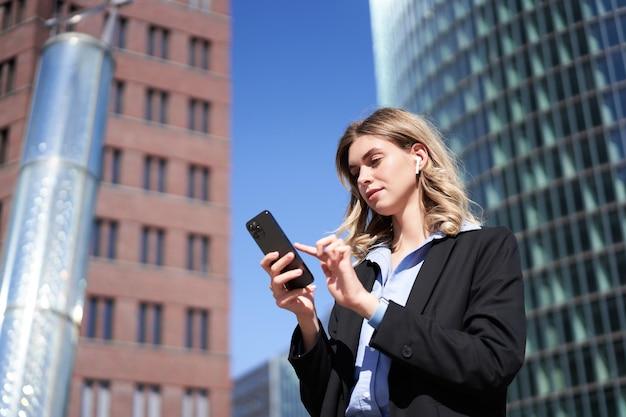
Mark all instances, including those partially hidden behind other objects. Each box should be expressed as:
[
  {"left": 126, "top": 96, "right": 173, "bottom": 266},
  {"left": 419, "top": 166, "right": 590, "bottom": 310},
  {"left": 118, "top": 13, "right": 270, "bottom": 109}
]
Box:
[{"left": 246, "top": 210, "right": 314, "bottom": 290}]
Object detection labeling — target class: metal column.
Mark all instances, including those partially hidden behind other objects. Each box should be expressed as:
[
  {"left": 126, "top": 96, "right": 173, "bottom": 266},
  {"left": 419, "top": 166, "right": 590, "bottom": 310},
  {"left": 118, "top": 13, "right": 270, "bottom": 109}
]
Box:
[{"left": 0, "top": 31, "right": 114, "bottom": 417}]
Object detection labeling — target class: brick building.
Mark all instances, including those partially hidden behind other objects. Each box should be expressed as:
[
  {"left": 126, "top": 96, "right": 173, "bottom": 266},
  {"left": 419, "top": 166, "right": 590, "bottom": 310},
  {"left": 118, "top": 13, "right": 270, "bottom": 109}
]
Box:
[{"left": 0, "top": 0, "right": 231, "bottom": 416}]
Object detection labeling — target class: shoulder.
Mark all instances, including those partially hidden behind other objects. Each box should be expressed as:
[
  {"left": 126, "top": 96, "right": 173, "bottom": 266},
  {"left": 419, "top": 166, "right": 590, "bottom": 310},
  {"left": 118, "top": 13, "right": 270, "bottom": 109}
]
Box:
[
  {"left": 454, "top": 225, "right": 516, "bottom": 242},
  {"left": 440, "top": 226, "right": 519, "bottom": 255},
  {"left": 354, "top": 258, "right": 380, "bottom": 279}
]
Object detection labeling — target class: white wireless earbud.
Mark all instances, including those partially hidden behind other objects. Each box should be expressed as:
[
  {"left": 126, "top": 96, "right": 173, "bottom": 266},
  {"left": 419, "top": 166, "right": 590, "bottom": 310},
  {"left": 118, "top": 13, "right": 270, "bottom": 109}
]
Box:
[{"left": 415, "top": 156, "right": 422, "bottom": 175}]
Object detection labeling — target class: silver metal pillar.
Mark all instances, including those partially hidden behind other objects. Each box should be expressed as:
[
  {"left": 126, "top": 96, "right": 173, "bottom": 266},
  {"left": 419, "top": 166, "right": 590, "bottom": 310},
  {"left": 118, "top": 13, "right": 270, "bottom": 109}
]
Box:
[{"left": 0, "top": 32, "right": 114, "bottom": 417}]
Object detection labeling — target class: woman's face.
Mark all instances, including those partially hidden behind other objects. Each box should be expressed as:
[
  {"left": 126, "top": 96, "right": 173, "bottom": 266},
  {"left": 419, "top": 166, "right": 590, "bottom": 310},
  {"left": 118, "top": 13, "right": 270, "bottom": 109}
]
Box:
[{"left": 347, "top": 135, "right": 422, "bottom": 217}]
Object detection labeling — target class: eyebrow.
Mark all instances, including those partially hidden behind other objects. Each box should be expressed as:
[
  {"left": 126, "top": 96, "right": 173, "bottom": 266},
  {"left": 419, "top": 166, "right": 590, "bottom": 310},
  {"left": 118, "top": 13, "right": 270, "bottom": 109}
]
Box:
[{"left": 348, "top": 147, "right": 381, "bottom": 171}]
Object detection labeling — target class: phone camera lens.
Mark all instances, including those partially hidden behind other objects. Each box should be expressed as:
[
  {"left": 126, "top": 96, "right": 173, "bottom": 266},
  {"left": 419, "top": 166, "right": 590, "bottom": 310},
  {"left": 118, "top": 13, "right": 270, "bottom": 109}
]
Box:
[{"left": 248, "top": 221, "right": 264, "bottom": 239}]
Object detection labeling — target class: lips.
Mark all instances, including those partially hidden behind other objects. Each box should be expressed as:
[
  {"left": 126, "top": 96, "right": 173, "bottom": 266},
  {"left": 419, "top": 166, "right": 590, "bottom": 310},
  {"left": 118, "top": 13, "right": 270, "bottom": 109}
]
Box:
[{"left": 366, "top": 188, "right": 382, "bottom": 201}]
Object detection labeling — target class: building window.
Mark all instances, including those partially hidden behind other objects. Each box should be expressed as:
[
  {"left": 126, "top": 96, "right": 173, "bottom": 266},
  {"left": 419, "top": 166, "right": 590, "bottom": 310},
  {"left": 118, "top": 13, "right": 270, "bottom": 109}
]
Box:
[
  {"left": 110, "top": 80, "right": 124, "bottom": 115},
  {"left": 53, "top": 0, "right": 63, "bottom": 14},
  {"left": 1, "top": 0, "right": 25, "bottom": 30},
  {"left": 91, "top": 218, "right": 118, "bottom": 259},
  {"left": 145, "top": 88, "right": 168, "bottom": 124},
  {"left": 143, "top": 155, "right": 166, "bottom": 192},
  {"left": 133, "top": 384, "right": 161, "bottom": 417},
  {"left": 81, "top": 379, "right": 110, "bottom": 417},
  {"left": 0, "top": 200, "right": 4, "bottom": 247},
  {"left": 53, "top": 0, "right": 81, "bottom": 19},
  {"left": 1, "top": 1, "right": 12, "bottom": 30},
  {"left": 137, "top": 303, "right": 162, "bottom": 345},
  {"left": 65, "top": 3, "right": 81, "bottom": 32},
  {"left": 147, "top": 25, "right": 169, "bottom": 59},
  {"left": 85, "top": 296, "right": 114, "bottom": 340},
  {"left": 0, "top": 57, "right": 16, "bottom": 96},
  {"left": 187, "top": 164, "right": 210, "bottom": 201},
  {"left": 182, "top": 388, "right": 210, "bottom": 417},
  {"left": 188, "top": 99, "right": 210, "bottom": 134},
  {"left": 188, "top": 0, "right": 211, "bottom": 12},
  {"left": 140, "top": 226, "right": 165, "bottom": 266},
  {"left": 0, "top": 126, "right": 8, "bottom": 164},
  {"left": 186, "top": 234, "right": 210, "bottom": 273},
  {"left": 185, "top": 308, "right": 209, "bottom": 350},
  {"left": 111, "top": 15, "right": 127, "bottom": 49},
  {"left": 189, "top": 37, "right": 210, "bottom": 70},
  {"left": 101, "top": 146, "right": 122, "bottom": 184}
]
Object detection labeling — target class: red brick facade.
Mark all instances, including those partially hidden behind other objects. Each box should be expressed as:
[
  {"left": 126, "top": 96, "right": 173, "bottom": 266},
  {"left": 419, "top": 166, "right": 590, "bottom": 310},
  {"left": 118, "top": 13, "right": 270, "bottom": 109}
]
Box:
[{"left": 0, "top": 0, "right": 231, "bottom": 415}]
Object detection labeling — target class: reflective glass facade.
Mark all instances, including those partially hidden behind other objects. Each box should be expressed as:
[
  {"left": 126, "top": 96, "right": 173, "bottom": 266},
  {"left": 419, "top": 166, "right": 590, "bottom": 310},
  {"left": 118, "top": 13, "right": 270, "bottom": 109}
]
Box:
[
  {"left": 232, "top": 354, "right": 309, "bottom": 417},
  {"left": 369, "top": 1, "right": 626, "bottom": 416}
]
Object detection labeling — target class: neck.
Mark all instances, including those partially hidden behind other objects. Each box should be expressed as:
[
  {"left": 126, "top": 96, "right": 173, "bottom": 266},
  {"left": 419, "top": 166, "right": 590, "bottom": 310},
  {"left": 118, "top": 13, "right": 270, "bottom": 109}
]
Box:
[{"left": 391, "top": 210, "right": 428, "bottom": 253}]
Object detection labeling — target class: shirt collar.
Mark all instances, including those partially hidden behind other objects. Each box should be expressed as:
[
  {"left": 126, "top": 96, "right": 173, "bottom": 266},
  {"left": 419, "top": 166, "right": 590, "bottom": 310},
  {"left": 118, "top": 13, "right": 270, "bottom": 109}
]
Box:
[{"left": 365, "top": 220, "right": 481, "bottom": 265}]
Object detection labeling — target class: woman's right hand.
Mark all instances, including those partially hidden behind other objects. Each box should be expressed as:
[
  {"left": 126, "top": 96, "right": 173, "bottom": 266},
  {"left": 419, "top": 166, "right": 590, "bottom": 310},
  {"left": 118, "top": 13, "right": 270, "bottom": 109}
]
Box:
[
  {"left": 261, "top": 251, "right": 320, "bottom": 350},
  {"left": 261, "top": 251, "right": 318, "bottom": 319}
]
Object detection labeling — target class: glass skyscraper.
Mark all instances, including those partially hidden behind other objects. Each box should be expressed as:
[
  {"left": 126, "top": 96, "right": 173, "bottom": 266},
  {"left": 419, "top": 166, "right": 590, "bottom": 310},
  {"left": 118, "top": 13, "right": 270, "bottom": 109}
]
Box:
[
  {"left": 369, "top": 1, "right": 626, "bottom": 416},
  {"left": 232, "top": 354, "right": 309, "bottom": 417}
]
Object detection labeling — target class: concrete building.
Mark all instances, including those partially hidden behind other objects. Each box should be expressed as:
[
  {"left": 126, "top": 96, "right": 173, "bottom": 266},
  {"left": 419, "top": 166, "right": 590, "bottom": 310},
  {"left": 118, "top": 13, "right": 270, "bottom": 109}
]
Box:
[
  {"left": 232, "top": 354, "right": 309, "bottom": 417},
  {"left": 369, "top": 0, "right": 626, "bottom": 416},
  {"left": 0, "top": 0, "right": 231, "bottom": 416}
]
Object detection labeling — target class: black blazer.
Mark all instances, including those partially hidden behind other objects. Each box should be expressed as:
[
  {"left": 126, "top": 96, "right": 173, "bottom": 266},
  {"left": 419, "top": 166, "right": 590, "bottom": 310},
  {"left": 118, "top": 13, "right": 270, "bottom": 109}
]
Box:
[{"left": 289, "top": 227, "right": 526, "bottom": 417}]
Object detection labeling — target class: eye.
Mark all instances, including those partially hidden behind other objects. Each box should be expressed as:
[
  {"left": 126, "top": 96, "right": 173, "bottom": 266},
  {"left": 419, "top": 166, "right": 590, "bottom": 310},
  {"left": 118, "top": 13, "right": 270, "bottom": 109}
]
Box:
[{"left": 370, "top": 157, "right": 382, "bottom": 166}]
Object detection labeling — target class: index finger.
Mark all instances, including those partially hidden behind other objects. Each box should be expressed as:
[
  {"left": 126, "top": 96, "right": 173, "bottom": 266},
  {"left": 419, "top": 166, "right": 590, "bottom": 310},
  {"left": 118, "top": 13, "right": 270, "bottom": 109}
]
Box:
[
  {"left": 314, "top": 234, "right": 338, "bottom": 257},
  {"left": 295, "top": 234, "right": 338, "bottom": 259},
  {"left": 293, "top": 242, "right": 316, "bottom": 257}
]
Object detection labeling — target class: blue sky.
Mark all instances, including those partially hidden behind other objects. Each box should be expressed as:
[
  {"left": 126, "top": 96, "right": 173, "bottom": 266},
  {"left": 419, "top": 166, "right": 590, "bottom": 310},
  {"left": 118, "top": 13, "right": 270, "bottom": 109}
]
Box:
[{"left": 230, "top": 1, "right": 378, "bottom": 377}]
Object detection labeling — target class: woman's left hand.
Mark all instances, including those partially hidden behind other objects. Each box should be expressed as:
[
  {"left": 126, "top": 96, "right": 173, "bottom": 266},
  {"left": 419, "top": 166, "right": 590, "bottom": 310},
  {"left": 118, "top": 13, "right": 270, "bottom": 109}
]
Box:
[{"left": 295, "top": 235, "right": 379, "bottom": 318}]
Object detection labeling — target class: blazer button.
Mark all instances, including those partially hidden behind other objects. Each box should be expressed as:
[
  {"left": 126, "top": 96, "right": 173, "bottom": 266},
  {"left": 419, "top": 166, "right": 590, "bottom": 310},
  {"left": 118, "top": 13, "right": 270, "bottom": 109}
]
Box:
[{"left": 401, "top": 345, "right": 413, "bottom": 358}]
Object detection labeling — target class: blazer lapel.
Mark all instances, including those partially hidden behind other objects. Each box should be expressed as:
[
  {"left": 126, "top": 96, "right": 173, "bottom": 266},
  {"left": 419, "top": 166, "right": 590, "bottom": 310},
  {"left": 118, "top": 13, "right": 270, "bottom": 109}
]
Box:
[
  {"left": 356, "top": 259, "right": 379, "bottom": 292},
  {"left": 341, "top": 260, "right": 379, "bottom": 348},
  {"left": 406, "top": 236, "right": 458, "bottom": 313}
]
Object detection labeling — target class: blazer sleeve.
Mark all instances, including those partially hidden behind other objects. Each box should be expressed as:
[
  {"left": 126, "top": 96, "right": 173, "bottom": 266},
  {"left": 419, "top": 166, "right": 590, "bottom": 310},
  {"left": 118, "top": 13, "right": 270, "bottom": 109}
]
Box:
[
  {"left": 370, "top": 227, "right": 526, "bottom": 394},
  {"left": 287, "top": 322, "right": 333, "bottom": 417}
]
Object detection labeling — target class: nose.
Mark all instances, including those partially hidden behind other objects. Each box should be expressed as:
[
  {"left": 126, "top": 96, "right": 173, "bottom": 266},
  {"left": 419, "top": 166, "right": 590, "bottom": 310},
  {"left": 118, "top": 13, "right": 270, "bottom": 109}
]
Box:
[{"left": 357, "top": 166, "right": 372, "bottom": 185}]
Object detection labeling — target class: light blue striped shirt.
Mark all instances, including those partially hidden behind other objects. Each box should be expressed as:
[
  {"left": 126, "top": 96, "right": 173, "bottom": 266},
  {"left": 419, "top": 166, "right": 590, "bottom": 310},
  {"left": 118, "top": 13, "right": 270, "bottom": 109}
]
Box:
[{"left": 345, "top": 222, "right": 481, "bottom": 417}]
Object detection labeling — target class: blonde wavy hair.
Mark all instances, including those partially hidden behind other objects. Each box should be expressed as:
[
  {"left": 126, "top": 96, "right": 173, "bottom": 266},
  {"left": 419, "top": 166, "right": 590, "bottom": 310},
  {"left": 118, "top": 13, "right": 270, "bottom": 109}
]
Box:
[{"left": 335, "top": 107, "right": 481, "bottom": 261}]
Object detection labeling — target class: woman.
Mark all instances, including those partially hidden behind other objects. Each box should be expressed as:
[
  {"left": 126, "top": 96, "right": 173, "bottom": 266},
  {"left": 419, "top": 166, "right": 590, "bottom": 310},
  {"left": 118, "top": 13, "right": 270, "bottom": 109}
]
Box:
[{"left": 262, "top": 107, "right": 526, "bottom": 417}]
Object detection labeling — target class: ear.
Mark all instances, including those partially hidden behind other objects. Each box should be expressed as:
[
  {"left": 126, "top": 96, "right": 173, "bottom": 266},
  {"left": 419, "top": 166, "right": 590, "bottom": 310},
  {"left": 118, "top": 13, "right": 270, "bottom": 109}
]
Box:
[{"left": 411, "top": 143, "right": 428, "bottom": 171}]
